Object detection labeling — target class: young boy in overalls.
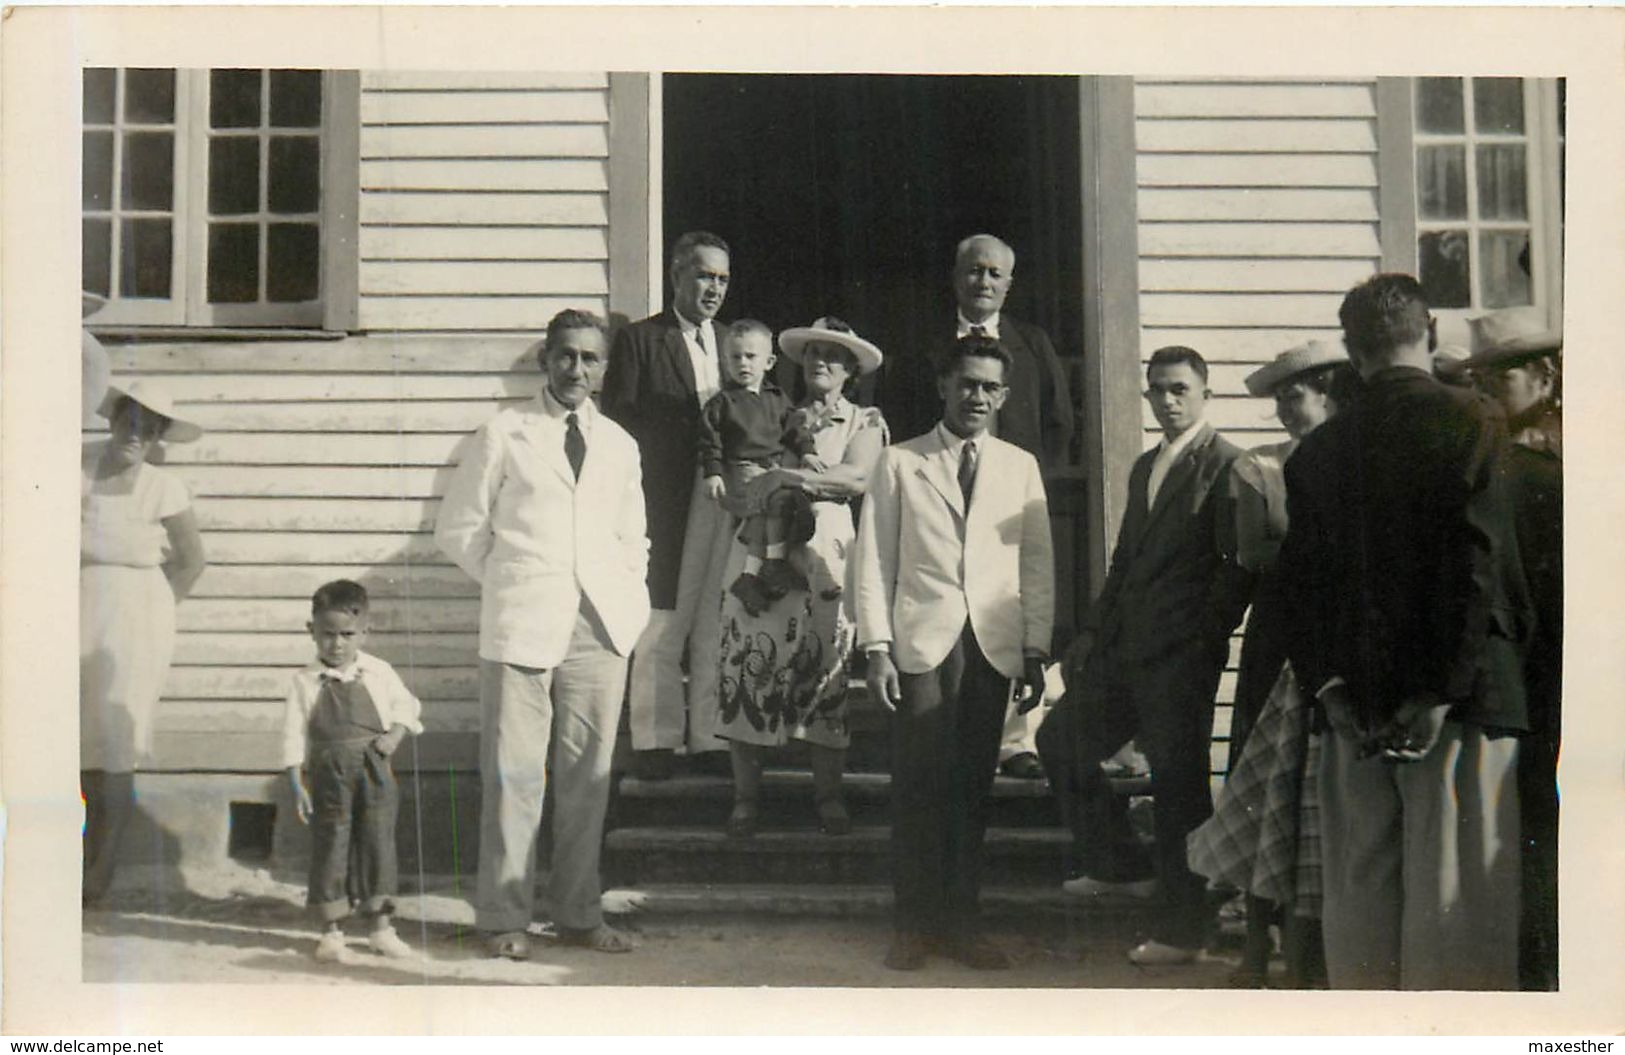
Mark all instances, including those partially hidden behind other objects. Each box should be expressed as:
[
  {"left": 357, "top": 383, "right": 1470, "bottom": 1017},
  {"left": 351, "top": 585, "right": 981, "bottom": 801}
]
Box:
[{"left": 282, "top": 579, "right": 423, "bottom": 961}]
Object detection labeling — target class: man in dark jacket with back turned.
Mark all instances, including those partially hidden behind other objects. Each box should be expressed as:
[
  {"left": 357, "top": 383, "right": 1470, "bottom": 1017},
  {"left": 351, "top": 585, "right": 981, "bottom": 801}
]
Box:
[{"left": 1279, "top": 274, "right": 1530, "bottom": 990}]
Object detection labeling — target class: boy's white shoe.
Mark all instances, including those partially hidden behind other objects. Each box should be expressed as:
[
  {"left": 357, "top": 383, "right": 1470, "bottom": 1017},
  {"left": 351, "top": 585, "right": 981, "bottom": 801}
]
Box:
[
  {"left": 368, "top": 925, "right": 415, "bottom": 959},
  {"left": 314, "top": 930, "right": 347, "bottom": 962}
]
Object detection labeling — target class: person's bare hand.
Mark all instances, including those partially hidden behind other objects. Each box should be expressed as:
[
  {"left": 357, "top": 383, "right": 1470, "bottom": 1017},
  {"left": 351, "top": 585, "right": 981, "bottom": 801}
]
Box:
[
  {"left": 865, "top": 651, "right": 903, "bottom": 712},
  {"left": 1378, "top": 693, "right": 1451, "bottom": 763},
  {"left": 1014, "top": 657, "right": 1048, "bottom": 714},
  {"left": 703, "top": 476, "right": 727, "bottom": 504},
  {"left": 290, "top": 774, "right": 314, "bottom": 824}
]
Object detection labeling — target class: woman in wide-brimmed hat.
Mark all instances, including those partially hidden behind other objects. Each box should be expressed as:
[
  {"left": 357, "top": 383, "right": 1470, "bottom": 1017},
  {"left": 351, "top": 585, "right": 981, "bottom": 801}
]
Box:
[
  {"left": 81, "top": 379, "right": 208, "bottom": 904},
  {"left": 1466, "top": 306, "right": 1563, "bottom": 990},
  {"left": 713, "top": 317, "right": 887, "bottom": 838},
  {"left": 1188, "top": 339, "right": 1356, "bottom": 989}
]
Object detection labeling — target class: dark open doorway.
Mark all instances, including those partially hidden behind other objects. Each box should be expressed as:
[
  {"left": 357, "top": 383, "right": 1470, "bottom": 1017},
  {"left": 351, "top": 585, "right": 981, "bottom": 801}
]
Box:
[{"left": 662, "top": 73, "right": 1084, "bottom": 381}]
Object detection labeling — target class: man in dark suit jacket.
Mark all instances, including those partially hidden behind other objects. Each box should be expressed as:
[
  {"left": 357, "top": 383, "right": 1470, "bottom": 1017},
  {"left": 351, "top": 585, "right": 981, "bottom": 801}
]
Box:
[
  {"left": 879, "top": 234, "right": 1075, "bottom": 780},
  {"left": 1036, "top": 345, "right": 1247, "bottom": 966},
  {"left": 1279, "top": 275, "right": 1530, "bottom": 990},
  {"left": 600, "top": 231, "right": 736, "bottom": 777}
]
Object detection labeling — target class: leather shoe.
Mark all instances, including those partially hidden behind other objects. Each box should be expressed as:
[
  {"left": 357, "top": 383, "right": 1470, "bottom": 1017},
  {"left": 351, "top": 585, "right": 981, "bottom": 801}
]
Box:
[
  {"left": 1061, "top": 874, "right": 1158, "bottom": 899},
  {"left": 883, "top": 933, "right": 930, "bottom": 971},
  {"left": 1127, "top": 939, "right": 1200, "bottom": 966},
  {"left": 632, "top": 748, "right": 675, "bottom": 782},
  {"left": 939, "top": 935, "right": 1011, "bottom": 970},
  {"left": 999, "top": 752, "right": 1045, "bottom": 780}
]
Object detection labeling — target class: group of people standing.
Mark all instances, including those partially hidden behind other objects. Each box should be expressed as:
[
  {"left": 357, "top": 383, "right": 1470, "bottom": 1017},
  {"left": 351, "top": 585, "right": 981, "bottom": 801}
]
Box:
[{"left": 78, "top": 225, "right": 1560, "bottom": 989}]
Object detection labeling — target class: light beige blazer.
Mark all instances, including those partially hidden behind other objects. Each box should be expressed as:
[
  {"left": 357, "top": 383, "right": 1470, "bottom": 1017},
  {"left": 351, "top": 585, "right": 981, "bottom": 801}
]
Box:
[
  {"left": 435, "top": 393, "right": 651, "bottom": 668},
  {"left": 852, "top": 426, "right": 1054, "bottom": 678}
]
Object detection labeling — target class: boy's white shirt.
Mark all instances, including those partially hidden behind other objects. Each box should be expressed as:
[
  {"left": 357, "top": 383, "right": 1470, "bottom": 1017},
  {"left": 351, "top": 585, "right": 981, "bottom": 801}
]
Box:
[{"left": 279, "top": 650, "right": 424, "bottom": 769}]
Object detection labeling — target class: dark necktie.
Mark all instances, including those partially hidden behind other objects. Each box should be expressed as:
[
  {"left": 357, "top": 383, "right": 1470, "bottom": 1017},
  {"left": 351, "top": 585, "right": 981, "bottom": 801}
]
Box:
[
  {"left": 565, "top": 412, "right": 585, "bottom": 480},
  {"left": 958, "top": 439, "right": 977, "bottom": 507}
]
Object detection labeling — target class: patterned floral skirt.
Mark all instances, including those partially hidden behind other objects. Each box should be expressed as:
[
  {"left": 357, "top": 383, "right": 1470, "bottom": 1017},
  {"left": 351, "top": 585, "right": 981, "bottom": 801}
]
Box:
[{"left": 715, "top": 501, "right": 855, "bottom": 750}]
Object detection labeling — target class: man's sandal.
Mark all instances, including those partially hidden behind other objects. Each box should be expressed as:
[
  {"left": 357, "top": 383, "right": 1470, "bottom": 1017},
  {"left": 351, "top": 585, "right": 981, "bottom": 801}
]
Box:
[
  {"left": 486, "top": 930, "right": 532, "bottom": 961},
  {"left": 554, "top": 923, "right": 637, "bottom": 954}
]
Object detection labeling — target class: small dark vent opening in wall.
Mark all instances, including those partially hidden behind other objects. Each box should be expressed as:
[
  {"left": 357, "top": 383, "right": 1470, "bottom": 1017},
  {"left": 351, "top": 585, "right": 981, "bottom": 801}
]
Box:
[{"left": 227, "top": 802, "right": 277, "bottom": 862}]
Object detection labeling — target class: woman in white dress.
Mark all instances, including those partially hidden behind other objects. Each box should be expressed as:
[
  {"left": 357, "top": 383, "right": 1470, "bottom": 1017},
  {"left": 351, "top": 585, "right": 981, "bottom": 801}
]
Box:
[{"left": 81, "top": 380, "right": 207, "bottom": 904}]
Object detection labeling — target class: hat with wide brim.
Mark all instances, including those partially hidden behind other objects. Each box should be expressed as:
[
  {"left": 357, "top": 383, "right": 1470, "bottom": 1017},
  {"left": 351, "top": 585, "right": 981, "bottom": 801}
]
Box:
[
  {"left": 778, "top": 318, "right": 884, "bottom": 376},
  {"left": 1244, "top": 339, "right": 1348, "bottom": 397},
  {"left": 97, "top": 379, "right": 204, "bottom": 443},
  {"left": 82, "top": 291, "right": 107, "bottom": 319},
  {"left": 1466, "top": 306, "right": 1562, "bottom": 369}
]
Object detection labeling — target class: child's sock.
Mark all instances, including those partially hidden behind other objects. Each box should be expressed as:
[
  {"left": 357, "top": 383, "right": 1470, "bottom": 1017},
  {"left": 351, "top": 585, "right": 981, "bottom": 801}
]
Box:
[
  {"left": 743, "top": 554, "right": 763, "bottom": 574},
  {"left": 764, "top": 543, "right": 787, "bottom": 560}
]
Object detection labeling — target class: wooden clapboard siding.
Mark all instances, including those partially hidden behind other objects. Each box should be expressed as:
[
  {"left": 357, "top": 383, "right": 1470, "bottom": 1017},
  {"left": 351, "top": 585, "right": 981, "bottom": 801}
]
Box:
[
  {"left": 356, "top": 70, "right": 616, "bottom": 334},
  {"left": 1134, "top": 79, "right": 1385, "bottom": 773},
  {"left": 108, "top": 336, "right": 540, "bottom": 770}
]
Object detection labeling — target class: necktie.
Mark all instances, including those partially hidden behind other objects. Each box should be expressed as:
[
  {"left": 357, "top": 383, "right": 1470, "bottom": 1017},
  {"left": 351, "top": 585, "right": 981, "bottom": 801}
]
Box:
[
  {"left": 565, "top": 412, "right": 585, "bottom": 480},
  {"left": 970, "top": 323, "right": 987, "bottom": 337},
  {"left": 958, "top": 439, "right": 977, "bottom": 507}
]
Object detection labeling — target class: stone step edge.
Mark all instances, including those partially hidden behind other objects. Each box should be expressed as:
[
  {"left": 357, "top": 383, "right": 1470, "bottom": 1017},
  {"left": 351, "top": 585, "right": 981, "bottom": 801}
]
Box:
[
  {"left": 601, "top": 882, "right": 1161, "bottom": 920},
  {"left": 604, "top": 825, "right": 1072, "bottom": 853},
  {"left": 618, "top": 770, "right": 1151, "bottom": 799}
]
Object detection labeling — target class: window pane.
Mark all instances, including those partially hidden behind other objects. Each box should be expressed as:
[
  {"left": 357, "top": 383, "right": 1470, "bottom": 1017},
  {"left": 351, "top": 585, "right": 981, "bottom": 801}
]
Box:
[
  {"left": 83, "top": 131, "right": 114, "bottom": 209},
  {"left": 83, "top": 218, "right": 112, "bottom": 298},
  {"left": 1416, "top": 77, "right": 1464, "bottom": 134},
  {"left": 84, "top": 68, "right": 116, "bottom": 124},
  {"left": 1416, "top": 145, "right": 1466, "bottom": 220},
  {"left": 268, "top": 136, "right": 320, "bottom": 213},
  {"left": 208, "top": 223, "right": 260, "bottom": 302},
  {"left": 121, "top": 132, "right": 174, "bottom": 211},
  {"left": 211, "top": 69, "right": 262, "bottom": 129},
  {"left": 1481, "top": 232, "right": 1533, "bottom": 309},
  {"left": 269, "top": 70, "right": 322, "bottom": 128},
  {"left": 120, "top": 217, "right": 173, "bottom": 298},
  {"left": 1477, "top": 144, "right": 1528, "bottom": 220},
  {"left": 209, "top": 137, "right": 261, "bottom": 215},
  {"left": 123, "top": 68, "right": 175, "bottom": 124},
  {"left": 268, "top": 223, "right": 320, "bottom": 302},
  {"left": 1418, "top": 229, "right": 1470, "bottom": 309},
  {"left": 1473, "top": 78, "right": 1525, "bottom": 134}
]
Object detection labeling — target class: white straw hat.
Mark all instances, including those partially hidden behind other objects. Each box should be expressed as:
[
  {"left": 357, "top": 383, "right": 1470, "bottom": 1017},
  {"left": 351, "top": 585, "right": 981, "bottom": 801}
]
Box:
[
  {"left": 778, "top": 317, "right": 884, "bottom": 376},
  {"left": 1244, "top": 340, "right": 1348, "bottom": 397},
  {"left": 1466, "top": 306, "right": 1561, "bottom": 369},
  {"left": 97, "top": 379, "right": 204, "bottom": 443}
]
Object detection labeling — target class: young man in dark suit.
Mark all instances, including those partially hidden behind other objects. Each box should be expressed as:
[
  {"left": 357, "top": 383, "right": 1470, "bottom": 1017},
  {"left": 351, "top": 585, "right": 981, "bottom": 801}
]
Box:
[
  {"left": 1036, "top": 345, "right": 1247, "bottom": 966},
  {"left": 600, "top": 231, "right": 736, "bottom": 778},
  {"left": 1280, "top": 275, "right": 1530, "bottom": 989}
]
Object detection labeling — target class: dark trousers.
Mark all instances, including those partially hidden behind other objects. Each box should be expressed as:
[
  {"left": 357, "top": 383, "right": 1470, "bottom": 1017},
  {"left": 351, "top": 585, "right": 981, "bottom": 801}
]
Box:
[
  {"left": 1517, "top": 725, "right": 1559, "bottom": 991},
  {"left": 1037, "top": 643, "right": 1223, "bottom": 948},
  {"left": 307, "top": 742, "right": 399, "bottom": 922},
  {"left": 891, "top": 623, "right": 1009, "bottom": 941}
]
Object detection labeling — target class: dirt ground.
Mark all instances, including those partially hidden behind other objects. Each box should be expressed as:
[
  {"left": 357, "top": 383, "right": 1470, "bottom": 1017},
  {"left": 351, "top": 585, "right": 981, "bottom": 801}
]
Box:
[{"left": 81, "top": 862, "right": 1246, "bottom": 990}]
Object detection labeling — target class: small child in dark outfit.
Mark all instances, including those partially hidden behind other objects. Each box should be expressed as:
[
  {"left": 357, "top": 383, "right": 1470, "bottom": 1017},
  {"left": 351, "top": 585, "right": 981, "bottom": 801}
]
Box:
[
  {"left": 699, "top": 319, "right": 825, "bottom": 615},
  {"left": 282, "top": 579, "right": 424, "bottom": 962}
]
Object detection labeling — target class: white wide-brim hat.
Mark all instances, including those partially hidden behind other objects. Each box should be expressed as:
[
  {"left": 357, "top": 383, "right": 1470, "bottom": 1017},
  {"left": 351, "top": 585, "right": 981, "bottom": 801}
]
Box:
[
  {"left": 1466, "top": 306, "right": 1562, "bottom": 369},
  {"left": 97, "top": 379, "right": 204, "bottom": 443},
  {"left": 1244, "top": 339, "right": 1348, "bottom": 397},
  {"left": 778, "top": 317, "right": 884, "bottom": 376}
]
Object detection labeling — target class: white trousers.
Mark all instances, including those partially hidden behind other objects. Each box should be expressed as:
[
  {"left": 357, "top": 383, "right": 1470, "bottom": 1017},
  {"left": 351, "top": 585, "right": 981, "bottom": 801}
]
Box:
[
  {"left": 626, "top": 472, "right": 735, "bottom": 753},
  {"left": 1319, "top": 720, "right": 1521, "bottom": 990}
]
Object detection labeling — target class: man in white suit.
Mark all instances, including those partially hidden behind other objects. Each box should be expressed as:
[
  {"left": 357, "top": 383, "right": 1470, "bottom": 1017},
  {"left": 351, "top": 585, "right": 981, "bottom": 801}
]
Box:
[
  {"left": 436, "top": 309, "right": 652, "bottom": 959},
  {"left": 854, "top": 334, "right": 1054, "bottom": 971}
]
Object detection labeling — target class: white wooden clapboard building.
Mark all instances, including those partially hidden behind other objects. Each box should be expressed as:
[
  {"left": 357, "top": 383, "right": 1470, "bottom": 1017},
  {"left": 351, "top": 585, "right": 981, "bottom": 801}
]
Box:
[{"left": 84, "top": 71, "right": 1563, "bottom": 851}]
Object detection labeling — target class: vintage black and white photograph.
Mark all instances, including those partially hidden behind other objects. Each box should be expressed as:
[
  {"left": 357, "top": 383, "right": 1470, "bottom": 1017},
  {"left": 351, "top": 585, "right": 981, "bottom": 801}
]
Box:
[{"left": 3, "top": 3, "right": 1622, "bottom": 1038}]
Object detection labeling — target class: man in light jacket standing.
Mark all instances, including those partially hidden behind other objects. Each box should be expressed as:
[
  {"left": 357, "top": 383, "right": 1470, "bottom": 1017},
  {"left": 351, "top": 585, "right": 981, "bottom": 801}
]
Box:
[
  {"left": 853, "top": 334, "right": 1054, "bottom": 972},
  {"left": 435, "top": 309, "right": 651, "bottom": 959}
]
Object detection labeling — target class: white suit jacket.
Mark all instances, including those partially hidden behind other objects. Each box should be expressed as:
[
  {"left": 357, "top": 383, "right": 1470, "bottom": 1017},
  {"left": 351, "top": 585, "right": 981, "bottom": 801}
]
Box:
[
  {"left": 852, "top": 424, "right": 1054, "bottom": 678},
  {"left": 435, "top": 391, "right": 651, "bottom": 668}
]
